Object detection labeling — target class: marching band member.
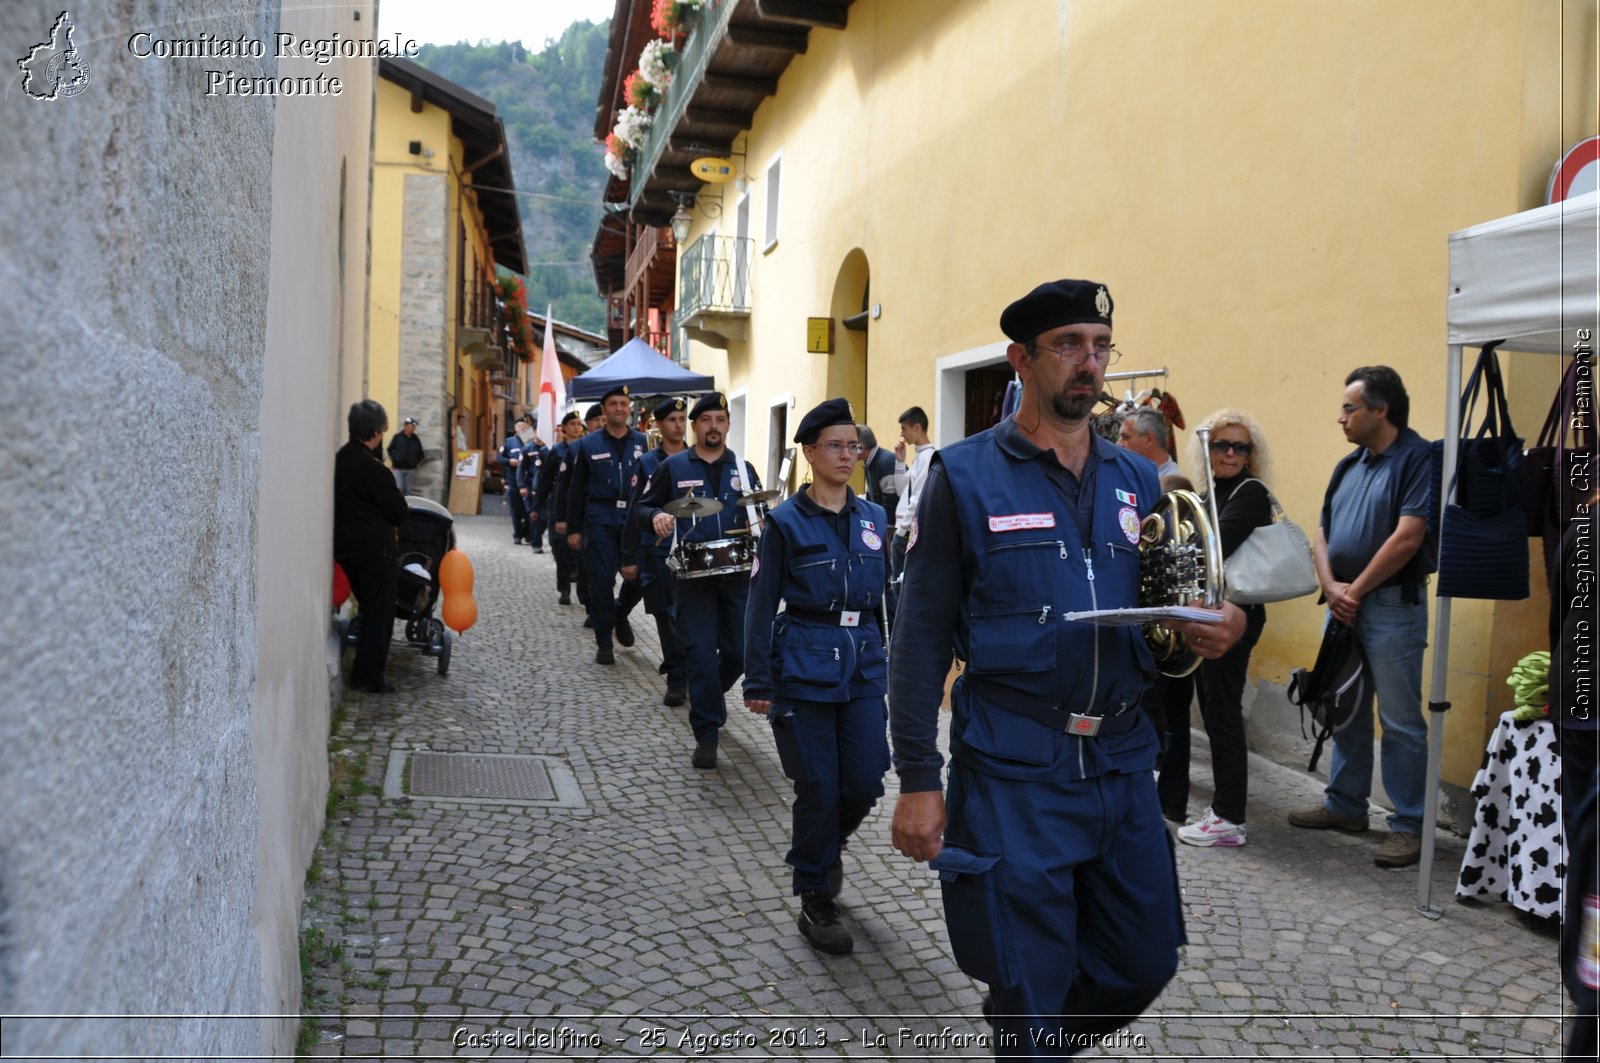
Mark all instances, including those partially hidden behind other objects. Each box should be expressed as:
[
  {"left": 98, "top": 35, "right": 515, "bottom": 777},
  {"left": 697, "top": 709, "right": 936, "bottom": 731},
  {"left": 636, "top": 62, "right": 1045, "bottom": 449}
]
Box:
[
  {"left": 742, "top": 398, "right": 891, "bottom": 956},
  {"left": 567, "top": 387, "right": 647, "bottom": 664},
  {"left": 632, "top": 393, "right": 762, "bottom": 769},
  {"left": 623, "top": 398, "right": 690, "bottom": 706}
]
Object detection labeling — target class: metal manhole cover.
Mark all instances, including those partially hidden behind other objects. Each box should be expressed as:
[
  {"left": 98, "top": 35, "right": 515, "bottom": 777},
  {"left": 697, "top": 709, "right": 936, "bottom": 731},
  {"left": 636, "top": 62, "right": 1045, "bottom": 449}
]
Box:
[{"left": 410, "top": 752, "right": 555, "bottom": 800}]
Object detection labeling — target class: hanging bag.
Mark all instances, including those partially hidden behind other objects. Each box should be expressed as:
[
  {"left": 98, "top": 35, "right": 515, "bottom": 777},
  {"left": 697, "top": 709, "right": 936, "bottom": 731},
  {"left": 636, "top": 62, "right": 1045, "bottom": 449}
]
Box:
[
  {"left": 1435, "top": 345, "right": 1529, "bottom": 600},
  {"left": 1525, "top": 354, "right": 1596, "bottom": 536},
  {"left": 1223, "top": 479, "right": 1319, "bottom": 604}
]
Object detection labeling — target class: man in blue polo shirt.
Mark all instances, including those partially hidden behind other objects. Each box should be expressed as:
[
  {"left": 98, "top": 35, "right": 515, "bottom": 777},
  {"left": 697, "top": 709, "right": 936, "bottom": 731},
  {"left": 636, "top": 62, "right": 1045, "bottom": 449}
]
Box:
[
  {"left": 1291, "top": 365, "right": 1434, "bottom": 869},
  {"left": 567, "top": 386, "right": 648, "bottom": 664}
]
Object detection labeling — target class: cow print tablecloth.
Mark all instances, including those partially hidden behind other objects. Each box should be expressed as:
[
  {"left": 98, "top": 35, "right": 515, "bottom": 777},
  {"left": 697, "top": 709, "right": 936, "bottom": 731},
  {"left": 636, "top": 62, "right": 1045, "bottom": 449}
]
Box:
[{"left": 1455, "top": 711, "right": 1565, "bottom": 919}]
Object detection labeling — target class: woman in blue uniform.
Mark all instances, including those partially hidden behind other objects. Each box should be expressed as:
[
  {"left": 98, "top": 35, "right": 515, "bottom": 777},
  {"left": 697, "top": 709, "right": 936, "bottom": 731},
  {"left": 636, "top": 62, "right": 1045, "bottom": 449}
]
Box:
[{"left": 744, "top": 398, "right": 892, "bottom": 956}]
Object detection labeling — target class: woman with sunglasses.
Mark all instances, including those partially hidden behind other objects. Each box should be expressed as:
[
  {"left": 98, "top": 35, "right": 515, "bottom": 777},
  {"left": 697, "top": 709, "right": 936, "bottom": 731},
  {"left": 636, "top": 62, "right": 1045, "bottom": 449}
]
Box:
[
  {"left": 1163, "top": 408, "right": 1275, "bottom": 848},
  {"left": 743, "top": 398, "right": 892, "bottom": 955}
]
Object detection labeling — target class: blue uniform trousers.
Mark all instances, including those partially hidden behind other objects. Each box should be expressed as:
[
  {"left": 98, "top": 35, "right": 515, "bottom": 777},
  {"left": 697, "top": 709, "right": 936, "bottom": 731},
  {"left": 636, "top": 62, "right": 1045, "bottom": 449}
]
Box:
[
  {"left": 642, "top": 555, "right": 685, "bottom": 686},
  {"left": 768, "top": 695, "right": 890, "bottom": 894},
  {"left": 548, "top": 523, "right": 579, "bottom": 597},
  {"left": 506, "top": 481, "right": 529, "bottom": 540},
  {"left": 582, "top": 525, "right": 642, "bottom": 646},
  {"left": 938, "top": 761, "right": 1183, "bottom": 1060},
  {"left": 676, "top": 573, "right": 747, "bottom": 743}
]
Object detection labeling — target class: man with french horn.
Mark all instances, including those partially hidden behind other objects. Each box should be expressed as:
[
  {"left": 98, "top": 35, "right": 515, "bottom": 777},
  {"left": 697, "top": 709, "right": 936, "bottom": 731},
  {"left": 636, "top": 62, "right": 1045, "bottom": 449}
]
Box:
[
  {"left": 888, "top": 278, "right": 1247, "bottom": 1057},
  {"left": 631, "top": 392, "right": 765, "bottom": 769}
]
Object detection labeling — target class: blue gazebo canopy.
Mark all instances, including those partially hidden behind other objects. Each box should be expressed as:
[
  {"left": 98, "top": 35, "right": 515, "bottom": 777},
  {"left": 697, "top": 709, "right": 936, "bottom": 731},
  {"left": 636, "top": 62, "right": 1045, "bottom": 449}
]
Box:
[{"left": 569, "top": 337, "right": 715, "bottom": 400}]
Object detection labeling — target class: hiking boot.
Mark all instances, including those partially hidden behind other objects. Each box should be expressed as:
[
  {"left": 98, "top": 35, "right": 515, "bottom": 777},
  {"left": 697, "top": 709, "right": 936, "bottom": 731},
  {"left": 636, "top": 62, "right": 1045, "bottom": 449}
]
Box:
[
  {"left": 691, "top": 742, "right": 717, "bottom": 769},
  {"left": 1177, "top": 808, "right": 1248, "bottom": 848},
  {"left": 798, "top": 892, "right": 853, "bottom": 955},
  {"left": 663, "top": 686, "right": 687, "bottom": 707},
  {"left": 828, "top": 856, "right": 845, "bottom": 897},
  {"left": 1373, "top": 831, "right": 1422, "bottom": 868},
  {"left": 1288, "top": 805, "right": 1369, "bottom": 832},
  {"left": 595, "top": 646, "right": 615, "bottom": 665},
  {"left": 615, "top": 616, "right": 636, "bottom": 647}
]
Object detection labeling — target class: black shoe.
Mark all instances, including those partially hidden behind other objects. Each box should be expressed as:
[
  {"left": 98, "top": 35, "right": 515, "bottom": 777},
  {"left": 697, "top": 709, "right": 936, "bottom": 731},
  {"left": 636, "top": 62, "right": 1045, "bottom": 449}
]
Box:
[
  {"left": 558, "top": 593, "right": 572, "bottom": 605},
  {"left": 691, "top": 742, "right": 717, "bottom": 769},
  {"left": 614, "top": 616, "right": 635, "bottom": 647},
  {"left": 352, "top": 678, "right": 397, "bottom": 694},
  {"left": 513, "top": 537, "right": 523, "bottom": 545},
  {"left": 584, "top": 617, "right": 594, "bottom": 629},
  {"left": 663, "top": 686, "right": 687, "bottom": 707},
  {"left": 828, "top": 856, "right": 845, "bottom": 897},
  {"left": 798, "top": 892, "right": 853, "bottom": 955},
  {"left": 595, "top": 646, "right": 615, "bottom": 665},
  {"left": 532, "top": 546, "right": 544, "bottom": 554}
]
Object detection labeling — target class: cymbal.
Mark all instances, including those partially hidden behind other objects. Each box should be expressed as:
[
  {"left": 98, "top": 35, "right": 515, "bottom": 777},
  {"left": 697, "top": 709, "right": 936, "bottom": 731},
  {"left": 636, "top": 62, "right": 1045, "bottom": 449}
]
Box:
[
  {"left": 734, "top": 489, "right": 781, "bottom": 506},
  {"left": 663, "top": 494, "right": 724, "bottom": 518}
]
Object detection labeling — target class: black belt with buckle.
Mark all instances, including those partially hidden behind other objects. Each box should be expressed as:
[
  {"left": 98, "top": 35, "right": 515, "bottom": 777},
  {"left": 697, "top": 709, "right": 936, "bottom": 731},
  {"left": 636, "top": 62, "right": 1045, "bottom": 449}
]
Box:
[
  {"left": 784, "top": 607, "right": 878, "bottom": 629},
  {"left": 963, "top": 675, "right": 1141, "bottom": 737}
]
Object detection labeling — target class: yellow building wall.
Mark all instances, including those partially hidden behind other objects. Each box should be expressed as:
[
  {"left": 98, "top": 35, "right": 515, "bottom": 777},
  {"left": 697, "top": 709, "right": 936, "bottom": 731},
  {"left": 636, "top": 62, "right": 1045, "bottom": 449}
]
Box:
[
  {"left": 678, "top": 0, "right": 1596, "bottom": 790},
  {"left": 371, "top": 78, "right": 505, "bottom": 450}
]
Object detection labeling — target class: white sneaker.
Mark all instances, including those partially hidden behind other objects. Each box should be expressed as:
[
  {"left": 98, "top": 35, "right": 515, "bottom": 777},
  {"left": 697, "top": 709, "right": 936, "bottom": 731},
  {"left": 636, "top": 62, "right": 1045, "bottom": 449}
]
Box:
[{"left": 1177, "top": 807, "right": 1247, "bottom": 848}]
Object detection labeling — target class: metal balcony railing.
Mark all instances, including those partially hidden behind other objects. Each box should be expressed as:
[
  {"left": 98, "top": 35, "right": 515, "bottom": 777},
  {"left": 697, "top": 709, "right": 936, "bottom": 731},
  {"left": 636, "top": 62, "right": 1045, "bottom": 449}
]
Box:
[
  {"left": 629, "top": 0, "right": 735, "bottom": 208},
  {"left": 679, "top": 233, "right": 753, "bottom": 320}
]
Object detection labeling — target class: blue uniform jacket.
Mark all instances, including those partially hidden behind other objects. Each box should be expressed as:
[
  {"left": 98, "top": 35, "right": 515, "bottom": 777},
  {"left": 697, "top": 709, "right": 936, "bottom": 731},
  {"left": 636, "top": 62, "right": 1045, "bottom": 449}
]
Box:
[
  {"left": 621, "top": 446, "right": 681, "bottom": 567},
  {"left": 517, "top": 441, "right": 548, "bottom": 495},
  {"left": 744, "top": 487, "right": 890, "bottom": 704},
  {"left": 566, "top": 428, "right": 648, "bottom": 532},
  {"left": 889, "top": 420, "right": 1161, "bottom": 791},
  {"left": 498, "top": 434, "right": 524, "bottom": 484}
]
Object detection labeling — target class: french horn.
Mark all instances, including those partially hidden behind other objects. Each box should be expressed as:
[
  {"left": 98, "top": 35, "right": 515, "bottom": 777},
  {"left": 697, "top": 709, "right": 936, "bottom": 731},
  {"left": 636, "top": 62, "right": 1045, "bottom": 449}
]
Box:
[{"left": 1140, "top": 425, "right": 1226, "bottom": 676}]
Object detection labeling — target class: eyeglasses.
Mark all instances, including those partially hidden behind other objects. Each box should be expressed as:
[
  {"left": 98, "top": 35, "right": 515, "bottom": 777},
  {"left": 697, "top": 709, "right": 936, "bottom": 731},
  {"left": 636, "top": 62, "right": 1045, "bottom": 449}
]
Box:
[
  {"left": 1032, "top": 337, "right": 1121, "bottom": 367},
  {"left": 812, "top": 441, "right": 864, "bottom": 457},
  {"left": 1209, "top": 440, "right": 1254, "bottom": 455},
  {"left": 1340, "top": 402, "right": 1371, "bottom": 415}
]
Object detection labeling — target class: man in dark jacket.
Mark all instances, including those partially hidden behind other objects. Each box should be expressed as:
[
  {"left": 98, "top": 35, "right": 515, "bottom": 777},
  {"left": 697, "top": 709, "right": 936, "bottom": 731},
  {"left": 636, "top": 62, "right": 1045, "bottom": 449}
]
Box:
[
  {"left": 386, "top": 416, "right": 424, "bottom": 493},
  {"left": 335, "top": 400, "right": 410, "bottom": 694}
]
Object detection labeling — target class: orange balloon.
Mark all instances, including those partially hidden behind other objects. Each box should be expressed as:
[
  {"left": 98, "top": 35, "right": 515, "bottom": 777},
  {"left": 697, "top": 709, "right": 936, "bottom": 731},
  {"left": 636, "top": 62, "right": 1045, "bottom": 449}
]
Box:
[
  {"left": 441, "top": 593, "right": 477, "bottom": 634},
  {"left": 438, "top": 549, "right": 474, "bottom": 595}
]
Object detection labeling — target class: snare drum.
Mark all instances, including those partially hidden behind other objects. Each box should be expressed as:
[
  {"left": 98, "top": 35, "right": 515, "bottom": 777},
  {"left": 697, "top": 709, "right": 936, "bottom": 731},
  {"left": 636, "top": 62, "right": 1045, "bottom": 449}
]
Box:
[{"left": 668, "top": 535, "right": 756, "bottom": 579}]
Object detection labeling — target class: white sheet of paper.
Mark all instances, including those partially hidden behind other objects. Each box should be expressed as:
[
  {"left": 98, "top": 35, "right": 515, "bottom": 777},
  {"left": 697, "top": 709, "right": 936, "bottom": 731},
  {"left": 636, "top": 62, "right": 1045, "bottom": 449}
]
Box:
[{"left": 1062, "top": 605, "right": 1225, "bottom": 626}]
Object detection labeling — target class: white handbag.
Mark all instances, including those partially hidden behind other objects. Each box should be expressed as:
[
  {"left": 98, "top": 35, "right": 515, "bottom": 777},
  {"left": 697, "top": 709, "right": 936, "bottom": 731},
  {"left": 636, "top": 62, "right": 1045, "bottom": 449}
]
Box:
[{"left": 1223, "top": 479, "right": 1319, "bottom": 604}]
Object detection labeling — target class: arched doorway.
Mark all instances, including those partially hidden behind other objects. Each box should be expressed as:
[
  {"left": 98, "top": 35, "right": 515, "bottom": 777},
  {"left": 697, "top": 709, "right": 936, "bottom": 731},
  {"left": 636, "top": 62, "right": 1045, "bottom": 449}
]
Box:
[{"left": 828, "top": 250, "right": 870, "bottom": 490}]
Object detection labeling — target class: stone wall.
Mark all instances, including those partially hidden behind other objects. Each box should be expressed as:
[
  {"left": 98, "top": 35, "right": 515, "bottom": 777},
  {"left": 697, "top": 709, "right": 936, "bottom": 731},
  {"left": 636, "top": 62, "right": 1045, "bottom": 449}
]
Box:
[
  {"left": 0, "top": 1, "right": 373, "bottom": 1055},
  {"left": 398, "top": 173, "right": 449, "bottom": 501}
]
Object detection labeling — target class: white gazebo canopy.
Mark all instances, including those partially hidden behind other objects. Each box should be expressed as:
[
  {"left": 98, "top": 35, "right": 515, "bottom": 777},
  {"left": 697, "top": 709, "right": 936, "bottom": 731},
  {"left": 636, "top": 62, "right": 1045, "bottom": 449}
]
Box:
[{"left": 1446, "top": 190, "right": 1599, "bottom": 352}]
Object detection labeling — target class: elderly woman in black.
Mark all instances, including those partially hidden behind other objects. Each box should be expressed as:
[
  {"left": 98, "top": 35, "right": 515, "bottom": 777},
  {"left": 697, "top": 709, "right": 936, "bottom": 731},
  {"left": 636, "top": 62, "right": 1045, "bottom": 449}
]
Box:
[
  {"left": 1164, "top": 408, "right": 1274, "bottom": 848},
  {"left": 743, "top": 398, "right": 892, "bottom": 956}
]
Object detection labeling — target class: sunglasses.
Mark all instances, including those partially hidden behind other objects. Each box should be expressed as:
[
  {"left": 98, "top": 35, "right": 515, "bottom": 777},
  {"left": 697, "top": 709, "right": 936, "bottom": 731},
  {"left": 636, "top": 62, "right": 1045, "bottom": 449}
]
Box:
[{"left": 1209, "top": 440, "right": 1254, "bottom": 456}]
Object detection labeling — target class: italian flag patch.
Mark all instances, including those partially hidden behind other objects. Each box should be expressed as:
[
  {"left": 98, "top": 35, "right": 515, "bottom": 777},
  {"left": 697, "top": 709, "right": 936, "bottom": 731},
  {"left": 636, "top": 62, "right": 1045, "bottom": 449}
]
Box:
[{"left": 1116, "top": 489, "right": 1137, "bottom": 507}]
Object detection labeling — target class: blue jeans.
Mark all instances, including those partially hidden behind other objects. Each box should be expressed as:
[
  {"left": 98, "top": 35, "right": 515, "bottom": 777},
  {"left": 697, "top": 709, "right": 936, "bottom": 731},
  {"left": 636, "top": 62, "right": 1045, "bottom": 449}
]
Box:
[{"left": 1323, "top": 585, "right": 1429, "bottom": 834}]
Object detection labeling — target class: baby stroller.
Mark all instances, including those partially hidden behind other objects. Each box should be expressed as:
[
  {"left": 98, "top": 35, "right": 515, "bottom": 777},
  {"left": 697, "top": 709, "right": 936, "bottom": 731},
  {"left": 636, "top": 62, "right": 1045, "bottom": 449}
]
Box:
[{"left": 342, "top": 496, "right": 457, "bottom": 675}]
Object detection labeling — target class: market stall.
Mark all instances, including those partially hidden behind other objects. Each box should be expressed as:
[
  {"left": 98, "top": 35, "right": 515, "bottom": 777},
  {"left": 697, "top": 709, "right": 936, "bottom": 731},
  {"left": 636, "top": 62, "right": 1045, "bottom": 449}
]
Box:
[{"left": 1418, "top": 190, "right": 1599, "bottom": 915}]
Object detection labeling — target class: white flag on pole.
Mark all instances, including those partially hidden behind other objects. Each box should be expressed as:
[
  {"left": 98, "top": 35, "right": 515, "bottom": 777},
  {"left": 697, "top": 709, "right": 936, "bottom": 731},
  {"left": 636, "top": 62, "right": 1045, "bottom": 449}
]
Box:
[{"left": 536, "top": 305, "right": 566, "bottom": 442}]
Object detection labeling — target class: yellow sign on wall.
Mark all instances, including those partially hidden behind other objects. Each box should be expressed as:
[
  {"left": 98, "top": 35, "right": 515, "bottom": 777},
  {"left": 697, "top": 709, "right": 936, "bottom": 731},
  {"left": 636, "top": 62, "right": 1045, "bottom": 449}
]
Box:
[{"left": 806, "top": 317, "right": 834, "bottom": 354}]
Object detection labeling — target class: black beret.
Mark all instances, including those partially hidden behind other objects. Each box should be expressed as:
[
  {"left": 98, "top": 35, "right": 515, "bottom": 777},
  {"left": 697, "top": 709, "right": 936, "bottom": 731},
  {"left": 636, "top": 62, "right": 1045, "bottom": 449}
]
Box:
[
  {"left": 794, "top": 397, "right": 856, "bottom": 444},
  {"left": 654, "top": 397, "right": 686, "bottom": 421},
  {"left": 600, "top": 384, "right": 630, "bottom": 403},
  {"left": 584, "top": 403, "right": 603, "bottom": 421},
  {"left": 999, "top": 278, "right": 1113, "bottom": 343},
  {"left": 689, "top": 392, "right": 729, "bottom": 420},
  {"left": 561, "top": 410, "right": 580, "bottom": 425}
]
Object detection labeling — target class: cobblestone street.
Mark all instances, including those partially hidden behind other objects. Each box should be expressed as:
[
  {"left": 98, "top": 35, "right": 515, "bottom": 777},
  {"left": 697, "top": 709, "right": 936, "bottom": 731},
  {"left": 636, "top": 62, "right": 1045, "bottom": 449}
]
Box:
[{"left": 301, "top": 508, "right": 1567, "bottom": 1060}]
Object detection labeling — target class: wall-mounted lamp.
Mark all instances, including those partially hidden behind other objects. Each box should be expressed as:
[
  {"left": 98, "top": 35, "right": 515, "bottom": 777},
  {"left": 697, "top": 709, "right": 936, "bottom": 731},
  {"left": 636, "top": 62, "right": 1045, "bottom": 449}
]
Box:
[{"left": 669, "top": 191, "right": 695, "bottom": 242}]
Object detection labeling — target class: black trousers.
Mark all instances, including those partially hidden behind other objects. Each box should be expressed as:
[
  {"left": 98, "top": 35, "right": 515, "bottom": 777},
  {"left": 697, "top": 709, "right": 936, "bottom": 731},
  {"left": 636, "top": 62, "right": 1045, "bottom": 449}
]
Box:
[
  {"left": 1157, "top": 605, "right": 1264, "bottom": 825},
  {"left": 1560, "top": 726, "right": 1599, "bottom": 1063},
  {"left": 338, "top": 554, "right": 398, "bottom": 687},
  {"left": 507, "top": 481, "right": 529, "bottom": 540}
]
